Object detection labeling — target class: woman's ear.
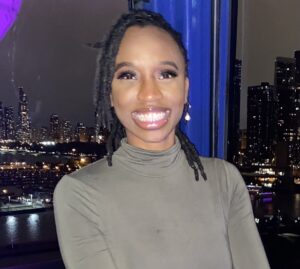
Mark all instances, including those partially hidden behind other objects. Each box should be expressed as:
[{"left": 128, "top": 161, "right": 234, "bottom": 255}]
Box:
[
  {"left": 110, "top": 93, "right": 114, "bottom": 107},
  {"left": 184, "top": 78, "right": 189, "bottom": 103}
]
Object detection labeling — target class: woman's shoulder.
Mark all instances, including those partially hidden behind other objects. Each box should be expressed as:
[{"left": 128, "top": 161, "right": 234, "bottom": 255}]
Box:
[
  {"left": 54, "top": 156, "right": 117, "bottom": 196},
  {"left": 69, "top": 157, "right": 109, "bottom": 180},
  {"left": 200, "top": 156, "right": 241, "bottom": 176},
  {"left": 53, "top": 159, "right": 112, "bottom": 226},
  {"left": 199, "top": 156, "right": 246, "bottom": 192},
  {"left": 199, "top": 157, "right": 249, "bottom": 218}
]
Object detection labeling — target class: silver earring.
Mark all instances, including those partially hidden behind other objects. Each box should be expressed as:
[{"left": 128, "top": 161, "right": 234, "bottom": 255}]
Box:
[{"left": 184, "top": 103, "right": 191, "bottom": 121}]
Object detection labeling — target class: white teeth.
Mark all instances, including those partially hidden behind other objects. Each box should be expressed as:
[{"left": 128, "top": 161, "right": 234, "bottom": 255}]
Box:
[{"left": 133, "top": 111, "right": 168, "bottom": 122}]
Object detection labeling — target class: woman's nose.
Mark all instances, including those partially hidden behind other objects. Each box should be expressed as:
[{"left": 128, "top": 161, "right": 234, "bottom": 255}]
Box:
[{"left": 137, "top": 77, "right": 163, "bottom": 101}]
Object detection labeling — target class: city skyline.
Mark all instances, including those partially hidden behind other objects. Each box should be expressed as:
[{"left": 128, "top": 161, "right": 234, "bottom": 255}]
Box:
[
  {"left": 1, "top": 1, "right": 300, "bottom": 129},
  {"left": 237, "top": 0, "right": 300, "bottom": 128},
  {"left": 0, "top": 89, "right": 94, "bottom": 128},
  {"left": 233, "top": 49, "right": 300, "bottom": 180},
  {"left": 0, "top": 0, "right": 127, "bottom": 127},
  {"left": 0, "top": 87, "right": 98, "bottom": 144}
]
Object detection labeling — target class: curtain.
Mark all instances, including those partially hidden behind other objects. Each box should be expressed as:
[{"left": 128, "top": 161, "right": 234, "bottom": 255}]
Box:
[{"left": 143, "top": 0, "right": 233, "bottom": 158}]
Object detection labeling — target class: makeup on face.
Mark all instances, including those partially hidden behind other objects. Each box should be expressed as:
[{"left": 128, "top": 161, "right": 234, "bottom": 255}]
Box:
[{"left": 111, "top": 26, "right": 188, "bottom": 151}]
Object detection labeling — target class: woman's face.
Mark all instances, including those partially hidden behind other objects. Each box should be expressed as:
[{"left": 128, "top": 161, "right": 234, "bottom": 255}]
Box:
[{"left": 111, "top": 26, "right": 189, "bottom": 151}]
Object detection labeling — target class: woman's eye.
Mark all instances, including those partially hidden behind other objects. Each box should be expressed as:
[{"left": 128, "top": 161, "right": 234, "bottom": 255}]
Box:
[
  {"left": 158, "top": 70, "right": 178, "bottom": 80},
  {"left": 116, "top": 71, "right": 136, "bottom": 80}
]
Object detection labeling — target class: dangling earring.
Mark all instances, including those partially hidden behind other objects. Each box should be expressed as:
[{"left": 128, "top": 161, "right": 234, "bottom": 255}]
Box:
[{"left": 184, "top": 102, "right": 191, "bottom": 121}]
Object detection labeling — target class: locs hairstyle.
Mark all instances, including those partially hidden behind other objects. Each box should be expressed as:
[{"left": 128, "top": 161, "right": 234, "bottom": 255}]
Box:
[{"left": 94, "top": 9, "right": 207, "bottom": 181}]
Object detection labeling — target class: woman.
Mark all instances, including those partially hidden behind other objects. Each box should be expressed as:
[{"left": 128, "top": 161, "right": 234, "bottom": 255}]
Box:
[{"left": 54, "top": 10, "right": 270, "bottom": 269}]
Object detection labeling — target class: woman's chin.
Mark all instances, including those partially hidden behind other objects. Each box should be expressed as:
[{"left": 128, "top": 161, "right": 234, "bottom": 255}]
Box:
[{"left": 126, "top": 128, "right": 176, "bottom": 151}]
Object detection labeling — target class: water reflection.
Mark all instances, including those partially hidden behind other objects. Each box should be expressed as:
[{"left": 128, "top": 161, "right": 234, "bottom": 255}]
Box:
[
  {"left": 6, "top": 216, "right": 17, "bottom": 246},
  {"left": 0, "top": 194, "right": 299, "bottom": 248},
  {"left": 253, "top": 193, "right": 300, "bottom": 219},
  {"left": 0, "top": 211, "right": 57, "bottom": 247},
  {"left": 293, "top": 194, "right": 300, "bottom": 217},
  {"left": 27, "top": 213, "right": 40, "bottom": 241}
]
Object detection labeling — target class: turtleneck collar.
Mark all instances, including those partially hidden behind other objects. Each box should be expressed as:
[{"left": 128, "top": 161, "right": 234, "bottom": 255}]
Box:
[{"left": 113, "top": 137, "right": 185, "bottom": 177}]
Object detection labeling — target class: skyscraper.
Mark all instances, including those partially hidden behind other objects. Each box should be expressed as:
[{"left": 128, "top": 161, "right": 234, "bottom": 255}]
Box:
[
  {"left": 247, "top": 82, "right": 277, "bottom": 165},
  {"left": 61, "top": 119, "right": 72, "bottom": 143},
  {"left": 227, "top": 59, "right": 241, "bottom": 164},
  {"left": 275, "top": 57, "right": 296, "bottom": 87},
  {"left": 75, "top": 122, "right": 88, "bottom": 142},
  {"left": 49, "top": 114, "right": 60, "bottom": 142},
  {"left": 39, "top": 126, "right": 49, "bottom": 142},
  {"left": 294, "top": 51, "right": 300, "bottom": 165},
  {"left": 4, "top": 106, "right": 15, "bottom": 141},
  {"left": 275, "top": 57, "right": 296, "bottom": 140},
  {"left": 295, "top": 50, "right": 300, "bottom": 85},
  {"left": 275, "top": 57, "right": 300, "bottom": 166},
  {"left": 0, "top": 102, "right": 5, "bottom": 140},
  {"left": 16, "top": 87, "right": 31, "bottom": 143}
]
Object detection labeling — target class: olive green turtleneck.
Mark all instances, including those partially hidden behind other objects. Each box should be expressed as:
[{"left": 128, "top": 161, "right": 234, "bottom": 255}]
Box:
[{"left": 54, "top": 138, "right": 270, "bottom": 269}]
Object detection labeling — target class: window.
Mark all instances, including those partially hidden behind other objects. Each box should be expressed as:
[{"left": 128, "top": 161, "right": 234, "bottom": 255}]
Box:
[{"left": 0, "top": 1, "right": 127, "bottom": 268}]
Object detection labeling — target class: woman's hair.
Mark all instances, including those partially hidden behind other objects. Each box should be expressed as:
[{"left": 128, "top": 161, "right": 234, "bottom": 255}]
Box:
[{"left": 95, "top": 9, "right": 207, "bottom": 181}]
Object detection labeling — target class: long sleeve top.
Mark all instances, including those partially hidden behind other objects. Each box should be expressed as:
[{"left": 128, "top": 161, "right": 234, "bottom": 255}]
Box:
[{"left": 54, "top": 138, "right": 270, "bottom": 269}]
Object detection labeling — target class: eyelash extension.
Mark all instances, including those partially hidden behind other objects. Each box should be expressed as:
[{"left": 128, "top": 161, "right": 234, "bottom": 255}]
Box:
[
  {"left": 116, "top": 71, "right": 136, "bottom": 80},
  {"left": 160, "top": 70, "right": 178, "bottom": 78}
]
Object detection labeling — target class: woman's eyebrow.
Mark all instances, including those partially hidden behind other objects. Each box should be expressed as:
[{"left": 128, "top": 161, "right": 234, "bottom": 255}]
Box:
[
  {"left": 114, "top": 62, "right": 134, "bottom": 72},
  {"left": 160, "top": 61, "right": 179, "bottom": 70},
  {"left": 114, "top": 61, "right": 179, "bottom": 71}
]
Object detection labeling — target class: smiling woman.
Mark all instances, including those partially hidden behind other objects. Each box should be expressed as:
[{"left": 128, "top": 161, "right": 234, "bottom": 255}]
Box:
[
  {"left": 54, "top": 9, "right": 270, "bottom": 269},
  {"left": 111, "top": 26, "right": 188, "bottom": 151}
]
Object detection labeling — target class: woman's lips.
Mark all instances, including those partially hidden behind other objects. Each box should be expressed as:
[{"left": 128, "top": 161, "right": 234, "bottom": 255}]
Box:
[{"left": 131, "top": 108, "right": 171, "bottom": 130}]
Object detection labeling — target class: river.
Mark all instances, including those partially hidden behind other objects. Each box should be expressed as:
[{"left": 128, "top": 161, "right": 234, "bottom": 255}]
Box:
[
  {"left": 0, "top": 211, "right": 57, "bottom": 248},
  {"left": 0, "top": 151, "right": 299, "bottom": 254},
  {"left": 0, "top": 150, "right": 71, "bottom": 164},
  {"left": 0, "top": 193, "right": 299, "bottom": 248}
]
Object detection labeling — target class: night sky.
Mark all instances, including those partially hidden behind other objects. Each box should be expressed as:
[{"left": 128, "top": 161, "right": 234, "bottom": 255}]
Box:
[
  {"left": 1, "top": 0, "right": 299, "bottom": 129},
  {"left": 237, "top": 0, "right": 300, "bottom": 128},
  {"left": 0, "top": 0, "right": 127, "bottom": 127}
]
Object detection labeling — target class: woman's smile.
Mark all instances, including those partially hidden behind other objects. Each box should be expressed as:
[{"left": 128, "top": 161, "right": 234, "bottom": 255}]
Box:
[
  {"left": 111, "top": 25, "right": 189, "bottom": 151},
  {"left": 131, "top": 107, "right": 171, "bottom": 130}
]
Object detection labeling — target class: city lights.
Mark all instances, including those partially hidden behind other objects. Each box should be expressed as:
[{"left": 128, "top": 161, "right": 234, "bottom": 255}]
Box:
[
  {"left": 0, "top": 88, "right": 107, "bottom": 145},
  {"left": 0, "top": 87, "right": 107, "bottom": 218},
  {"left": 233, "top": 51, "right": 300, "bottom": 192}
]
